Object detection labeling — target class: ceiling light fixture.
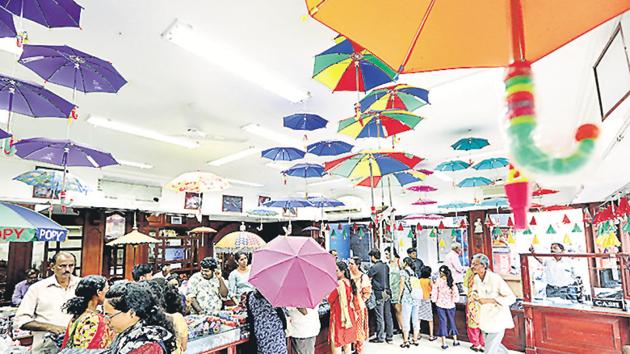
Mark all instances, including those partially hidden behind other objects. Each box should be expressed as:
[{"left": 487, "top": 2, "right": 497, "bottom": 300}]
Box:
[
  {"left": 308, "top": 177, "right": 347, "bottom": 187},
  {"left": 208, "top": 147, "right": 260, "bottom": 166},
  {"left": 242, "top": 123, "right": 302, "bottom": 147},
  {"left": 87, "top": 116, "right": 199, "bottom": 149},
  {"left": 117, "top": 159, "right": 154, "bottom": 169},
  {"left": 225, "top": 178, "right": 264, "bottom": 187},
  {"left": 162, "top": 20, "right": 310, "bottom": 103}
]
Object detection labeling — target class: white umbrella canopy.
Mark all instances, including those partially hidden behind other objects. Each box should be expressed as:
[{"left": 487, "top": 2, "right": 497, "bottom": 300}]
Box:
[{"left": 106, "top": 229, "right": 160, "bottom": 246}]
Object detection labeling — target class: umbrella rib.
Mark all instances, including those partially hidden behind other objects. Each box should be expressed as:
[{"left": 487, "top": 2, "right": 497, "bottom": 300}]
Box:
[
  {"left": 32, "top": 0, "right": 51, "bottom": 28},
  {"left": 400, "top": 0, "right": 437, "bottom": 72},
  {"left": 13, "top": 86, "right": 36, "bottom": 117}
]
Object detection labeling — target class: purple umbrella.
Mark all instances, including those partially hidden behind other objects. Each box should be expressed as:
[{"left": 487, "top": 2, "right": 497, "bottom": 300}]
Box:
[
  {"left": 19, "top": 44, "right": 127, "bottom": 95},
  {"left": 0, "top": 7, "right": 17, "bottom": 38},
  {"left": 1, "top": 0, "right": 82, "bottom": 28},
  {"left": 0, "top": 128, "right": 10, "bottom": 139},
  {"left": 14, "top": 137, "right": 117, "bottom": 168},
  {"left": 0, "top": 74, "right": 75, "bottom": 130}
]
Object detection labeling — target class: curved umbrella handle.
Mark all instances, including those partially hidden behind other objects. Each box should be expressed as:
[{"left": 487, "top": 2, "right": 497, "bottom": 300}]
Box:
[
  {"left": 3, "top": 137, "right": 15, "bottom": 156},
  {"left": 505, "top": 62, "right": 600, "bottom": 175}
]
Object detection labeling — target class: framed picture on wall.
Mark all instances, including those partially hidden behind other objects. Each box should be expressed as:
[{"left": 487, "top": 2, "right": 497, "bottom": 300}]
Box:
[
  {"left": 258, "top": 195, "right": 271, "bottom": 207},
  {"left": 184, "top": 192, "right": 201, "bottom": 210},
  {"left": 222, "top": 195, "right": 243, "bottom": 213}
]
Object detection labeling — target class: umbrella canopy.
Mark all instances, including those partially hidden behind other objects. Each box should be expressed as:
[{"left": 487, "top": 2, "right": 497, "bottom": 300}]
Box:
[
  {"left": 358, "top": 84, "right": 429, "bottom": 112},
  {"left": 472, "top": 157, "right": 509, "bottom": 170},
  {"left": 307, "top": 196, "right": 344, "bottom": 208},
  {"left": 0, "top": 202, "right": 67, "bottom": 242},
  {"left": 214, "top": 231, "right": 266, "bottom": 253},
  {"left": 282, "top": 163, "right": 326, "bottom": 179},
  {"left": 261, "top": 147, "right": 305, "bottom": 161},
  {"left": 14, "top": 137, "right": 117, "bottom": 168},
  {"left": 165, "top": 172, "right": 230, "bottom": 193},
  {"left": 480, "top": 198, "right": 509, "bottom": 208},
  {"left": 313, "top": 37, "right": 397, "bottom": 92},
  {"left": 532, "top": 188, "right": 559, "bottom": 196},
  {"left": 283, "top": 113, "right": 327, "bottom": 131},
  {"left": 403, "top": 213, "right": 444, "bottom": 221},
  {"left": 406, "top": 185, "right": 437, "bottom": 192},
  {"left": 307, "top": 140, "right": 353, "bottom": 156},
  {"left": 439, "top": 202, "right": 475, "bottom": 209},
  {"left": 263, "top": 198, "right": 314, "bottom": 209},
  {"left": 0, "top": 7, "right": 16, "bottom": 38},
  {"left": 0, "top": 74, "right": 75, "bottom": 121},
  {"left": 457, "top": 177, "right": 493, "bottom": 188},
  {"left": 1, "top": 0, "right": 82, "bottom": 28},
  {"left": 189, "top": 226, "right": 217, "bottom": 233},
  {"left": 106, "top": 230, "right": 160, "bottom": 246},
  {"left": 0, "top": 128, "right": 11, "bottom": 139},
  {"left": 354, "top": 170, "right": 427, "bottom": 188},
  {"left": 412, "top": 199, "right": 437, "bottom": 206},
  {"left": 19, "top": 44, "right": 127, "bottom": 93},
  {"left": 338, "top": 109, "right": 423, "bottom": 139},
  {"left": 14, "top": 169, "right": 88, "bottom": 194},
  {"left": 247, "top": 208, "right": 279, "bottom": 217},
  {"left": 435, "top": 160, "right": 470, "bottom": 172},
  {"left": 302, "top": 226, "right": 321, "bottom": 232},
  {"left": 451, "top": 137, "right": 490, "bottom": 151},
  {"left": 324, "top": 150, "right": 423, "bottom": 178},
  {"left": 249, "top": 236, "right": 337, "bottom": 308}
]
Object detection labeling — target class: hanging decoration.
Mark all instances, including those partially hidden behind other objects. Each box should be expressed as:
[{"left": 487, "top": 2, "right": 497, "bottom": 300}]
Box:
[
  {"left": 507, "top": 230, "right": 516, "bottom": 245},
  {"left": 530, "top": 216, "right": 537, "bottom": 226},
  {"left": 546, "top": 225, "right": 557, "bottom": 234},
  {"left": 532, "top": 234, "right": 541, "bottom": 245},
  {"left": 407, "top": 229, "right": 414, "bottom": 239},
  {"left": 330, "top": 229, "right": 336, "bottom": 238},
  {"left": 492, "top": 227, "right": 503, "bottom": 237},
  {"left": 439, "top": 238, "right": 446, "bottom": 249},
  {"left": 337, "top": 223, "right": 342, "bottom": 230},
  {"left": 485, "top": 215, "right": 495, "bottom": 227},
  {"left": 562, "top": 214, "right": 571, "bottom": 224},
  {"left": 618, "top": 198, "right": 630, "bottom": 216},
  {"left": 343, "top": 229, "right": 348, "bottom": 239},
  {"left": 571, "top": 223, "right": 583, "bottom": 233},
  {"left": 398, "top": 223, "right": 404, "bottom": 231},
  {"left": 325, "top": 224, "right": 331, "bottom": 231},
  {"left": 438, "top": 221, "right": 445, "bottom": 230},
  {"left": 507, "top": 216, "right": 514, "bottom": 228},
  {"left": 459, "top": 219, "right": 467, "bottom": 229},
  {"left": 563, "top": 233, "right": 572, "bottom": 245},
  {"left": 583, "top": 208, "right": 593, "bottom": 224},
  {"left": 429, "top": 228, "right": 437, "bottom": 238},
  {"left": 622, "top": 220, "right": 630, "bottom": 233},
  {"left": 353, "top": 223, "right": 359, "bottom": 232},
  {"left": 523, "top": 228, "right": 533, "bottom": 235},
  {"left": 416, "top": 223, "right": 423, "bottom": 231},
  {"left": 504, "top": 163, "right": 531, "bottom": 229},
  {"left": 451, "top": 228, "right": 457, "bottom": 237}
]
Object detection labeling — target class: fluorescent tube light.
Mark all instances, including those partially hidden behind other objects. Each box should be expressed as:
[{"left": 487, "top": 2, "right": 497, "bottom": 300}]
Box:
[
  {"left": 308, "top": 177, "right": 347, "bottom": 187},
  {"left": 117, "top": 159, "right": 154, "bottom": 169},
  {"left": 87, "top": 116, "right": 199, "bottom": 149},
  {"left": 225, "top": 178, "right": 264, "bottom": 187},
  {"left": 208, "top": 147, "right": 259, "bottom": 166},
  {"left": 162, "top": 20, "right": 310, "bottom": 103},
  {"left": 242, "top": 123, "right": 302, "bottom": 147}
]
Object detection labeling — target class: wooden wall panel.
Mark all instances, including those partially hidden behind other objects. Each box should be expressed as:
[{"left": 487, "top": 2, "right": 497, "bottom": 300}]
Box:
[
  {"left": 503, "top": 310, "right": 526, "bottom": 352},
  {"left": 81, "top": 209, "right": 105, "bottom": 276},
  {"left": 467, "top": 210, "right": 493, "bottom": 269}
]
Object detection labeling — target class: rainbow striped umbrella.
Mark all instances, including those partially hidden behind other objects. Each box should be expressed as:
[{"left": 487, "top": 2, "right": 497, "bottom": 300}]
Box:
[
  {"left": 0, "top": 202, "right": 67, "bottom": 242},
  {"left": 354, "top": 170, "right": 427, "bottom": 188},
  {"left": 338, "top": 109, "right": 424, "bottom": 139},
  {"left": 359, "top": 84, "right": 429, "bottom": 112},
  {"left": 313, "top": 37, "right": 397, "bottom": 92}
]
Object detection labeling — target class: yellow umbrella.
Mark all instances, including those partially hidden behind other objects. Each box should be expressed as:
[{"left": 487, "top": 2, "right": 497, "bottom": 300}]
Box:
[
  {"left": 165, "top": 172, "right": 230, "bottom": 193},
  {"left": 214, "top": 224, "right": 266, "bottom": 253}
]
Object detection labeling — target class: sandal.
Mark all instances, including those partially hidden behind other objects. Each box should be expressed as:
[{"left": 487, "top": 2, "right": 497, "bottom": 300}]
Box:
[
  {"left": 411, "top": 340, "right": 419, "bottom": 346},
  {"left": 400, "top": 342, "right": 410, "bottom": 348},
  {"left": 441, "top": 345, "right": 449, "bottom": 350},
  {"left": 453, "top": 341, "right": 461, "bottom": 346},
  {"left": 428, "top": 336, "right": 438, "bottom": 341}
]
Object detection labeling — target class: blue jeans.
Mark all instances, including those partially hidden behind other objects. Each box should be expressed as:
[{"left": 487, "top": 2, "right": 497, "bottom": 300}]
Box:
[
  {"left": 374, "top": 293, "right": 393, "bottom": 341},
  {"left": 436, "top": 307, "right": 458, "bottom": 337}
]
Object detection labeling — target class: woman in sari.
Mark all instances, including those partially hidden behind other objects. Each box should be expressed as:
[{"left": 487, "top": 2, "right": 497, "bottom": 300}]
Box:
[
  {"left": 348, "top": 257, "right": 371, "bottom": 353},
  {"left": 327, "top": 261, "right": 357, "bottom": 354},
  {"left": 464, "top": 268, "right": 485, "bottom": 352},
  {"left": 61, "top": 275, "right": 113, "bottom": 349}
]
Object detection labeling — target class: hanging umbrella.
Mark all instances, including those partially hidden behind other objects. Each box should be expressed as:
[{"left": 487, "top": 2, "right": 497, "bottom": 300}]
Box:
[
  {"left": 0, "top": 7, "right": 17, "bottom": 38},
  {"left": 307, "top": 196, "right": 344, "bottom": 208},
  {"left": 472, "top": 158, "right": 509, "bottom": 170},
  {"left": 412, "top": 199, "right": 437, "bottom": 206},
  {"left": 14, "top": 137, "right": 117, "bottom": 167},
  {"left": 282, "top": 163, "right": 326, "bottom": 178},
  {"left": 307, "top": 140, "right": 353, "bottom": 156},
  {"left": 14, "top": 169, "right": 88, "bottom": 194},
  {"left": 165, "top": 172, "right": 230, "bottom": 193},
  {"left": 313, "top": 37, "right": 397, "bottom": 92},
  {"left": 214, "top": 229, "right": 266, "bottom": 254},
  {"left": 403, "top": 213, "right": 444, "bottom": 221},
  {"left": 283, "top": 113, "right": 327, "bottom": 131},
  {"left": 438, "top": 202, "right": 475, "bottom": 209},
  {"left": 354, "top": 169, "right": 427, "bottom": 188},
  {"left": 435, "top": 160, "right": 470, "bottom": 172},
  {"left": 261, "top": 147, "right": 305, "bottom": 161},
  {"left": 457, "top": 177, "right": 493, "bottom": 188},
  {"left": 106, "top": 230, "right": 159, "bottom": 246},
  {"left": 189, "top": 226, "right": 217, "bottom": 233},
  {"left": 302, "top": 226, "right": 320, "bottom": 232},
  {"left": 0, "top": 128, "right": 11, "bottom": 139},
  {"left": 338, "top": 109, "right": 424, "bottom": 139},
  {"left": 247, "top": 208, "right": 279, "bottom": 217},
  {"left": 532, "top": 188, "right": 559, "bottom": 197},
  {"left": 480, "top": 198, "right": 509, "bottom": 208},
  {"left": 263, "top": 198, "right": 314, "bottom": 209},
  {"left": 305, "top": 1, "right": 627, "bottom": 176},
  {"left": 358, "top": 83, "right": 429, "bottom": 112},
  {"left": 451, "top": 137, "right": 490, "bottom": 151},
  {"left": 249, "top": 236, "right": 337, "bottom": 308},
  {"left": 0, "top": 202, "right": 67, "bottom": 242},
  {"left": 1, "top": 0, "right": 83, "bottom": 28},
  {"left": 406, "top": 185, "right": 437, "bottom": 192},
  {"left": 19, "top": 44, "right": 127, "bottom": 96}
]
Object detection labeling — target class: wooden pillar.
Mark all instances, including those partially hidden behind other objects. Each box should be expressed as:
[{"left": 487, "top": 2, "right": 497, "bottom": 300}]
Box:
[
  {"left": 81, "top": 209, "right": 105, "bottom": 276},
  {"left": 467, "top": 210, "right": 493, "bottom": 270},
  {"left": 5, "top": 243, "right": 33, "bottom": 303}
]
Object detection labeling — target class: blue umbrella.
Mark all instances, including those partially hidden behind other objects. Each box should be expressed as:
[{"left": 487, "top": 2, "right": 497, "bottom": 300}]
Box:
[
  {"left": 472, "top": 157, "right": 509, "bottom": 170},
  {"left": 480, "top": 198, "right": 509, "bottom": 208},
  {"left": 261, "top": 147, "right": 305, "bottom": 161},
  {"left": 438, "top": 202, "right": 475, "bottom": 209},
  {"left": 263, "top": 198, "right": 314, "bottom": 208},
  {"left": 282, "top": 163, "right": 326, "bottom": 178},
  {"left": 451, "top": 137, "right": 489, "bottom": 151},
  {"left": 307, "top": 196, "right": 345, "bottom": 208},
  {"left": 0, "top": 7, "right": 17, "bottom": 38},
  {"left": 457, "top": 177, "right": 493, "bottom": 188},
  {"left": 435, "top": 160, "right": 470, "bottom": 172},
  {"left": 0, "top": 202, "right": 67, "bottom": 242},
  {"left": 283, "top": 113, "right": 327, "bottom": 131},
  {"left": 307, "top": 140, "right": 353, "bottom": 156},
  {"left": 1, "top": 0, "right": 82, "bottom": 28}
]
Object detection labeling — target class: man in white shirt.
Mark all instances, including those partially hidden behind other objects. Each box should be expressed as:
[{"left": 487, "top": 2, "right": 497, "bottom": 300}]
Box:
[
  {"left": 444, "top": 242, "right": 466, "bottom": 294},
  {"left": 530, "top": 243, "right": 575, "bottom": 299},
  {"left": 471, "top": 253, "right": 516, "bottom": 354},
  {"left": 15, "top": 252, "right": 80, "bottom": 353},
  {"left": 286, "top": 307, "right": 321, "bottom": 354}
]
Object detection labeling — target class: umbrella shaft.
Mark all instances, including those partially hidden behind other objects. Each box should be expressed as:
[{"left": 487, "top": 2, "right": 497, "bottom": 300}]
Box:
[{"left": 509, "top": 0, "right": 526, "bottom": 61}]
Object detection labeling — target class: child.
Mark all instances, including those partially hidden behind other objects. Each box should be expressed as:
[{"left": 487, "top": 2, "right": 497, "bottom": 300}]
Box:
[
  {"left": 431, "top": 265, "right": 460, "bottom": 349},
  {"left": 419, "top": 266, "right": 436, "bottom": 342},
  {"left": 464, "top": 268, "right": 485, "bottom": 352}
]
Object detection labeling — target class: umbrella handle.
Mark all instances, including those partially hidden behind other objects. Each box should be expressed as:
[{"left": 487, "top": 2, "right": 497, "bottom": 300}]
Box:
[{"left": 505, "top": 61, "right": 599, "bottom": 175}]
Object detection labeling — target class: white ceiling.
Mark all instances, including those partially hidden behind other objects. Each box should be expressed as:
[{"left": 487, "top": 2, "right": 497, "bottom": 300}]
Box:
[{"left": 1, "top": 1, "right": 629, "bottom": 215}]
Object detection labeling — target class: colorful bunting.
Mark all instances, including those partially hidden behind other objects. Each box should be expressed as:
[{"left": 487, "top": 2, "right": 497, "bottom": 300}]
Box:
[
  {"left": 358, "top": 228, "right": 365, "bottom": 239},
  {"left": 530, "top": 216, "right": 537, "bottom": 226},
  {"left": 330, "top": 229, "right": 336, "bottom": 238},
  {"left": 571, "top": 223, "right": 583, "bottom": 233},
  {"left": 337, "top": 223, "right": 342, "bottom": 230},
  {"left": 562, "top": 214, "right": 571, "bottom": 224},
  {"left": 622, "top": 220, "right": 630, "bottom": 233},
  {"left": 459, "top": 219, "right": 467, "bottom": 229},
  {"left": 523, "top": 228, "right": 532, "bottom": 235},
  {"left": 352, "top": 223, "right": 359, "bottom": 232},
  {"left": 532, "top": 234, "right": 540, "bottom": 245},
  {"left": 407, "top": 229, "right": 414, "bottom": 239},
  {"left": 546, "top": 225, "right": 557, "bottom": 234},
  {"left": 563, "top": 233, "right": 572, "bottom": 245},
  {"left": 325, "top": 224, "right": 331, "bottom": 231},
  {"left": 507, "top": 217, "right": 514, "bottom": 228},
  {"left": 439, "top": 238, "right": 446, "bottom": 248},
  {"left": 451, "top": 228, "right": 457, "bottom": 237},
  {"left": 343, "top": 229, "right": 348, "bottom": 239},
  {"left": 416, "top": 223, "right": 423, "bottom": 231},
  {"left": 398, "top": 223, "right": 404, "bottom": 231},
  {"left": 429, "top": 228, "right": 437, "bottom": 238},
  {"left": 507, "top": 230, "right": 516, "bottom": 244},
  {"left": 438, "top": 221, "right": 445, "bottom": 230},
  {"left": 618, "top": 198, "right": 630, "bottom": 216}
]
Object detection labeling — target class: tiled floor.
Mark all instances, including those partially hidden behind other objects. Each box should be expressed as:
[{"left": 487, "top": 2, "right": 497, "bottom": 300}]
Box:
[{"left": 363, "top": 335, "right": 522, "bottom": 353}]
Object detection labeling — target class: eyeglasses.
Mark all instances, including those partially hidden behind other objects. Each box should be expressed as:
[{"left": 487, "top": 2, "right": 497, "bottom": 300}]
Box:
[{"left": 104, "top": 311, "right": 123, "bottom": 320}]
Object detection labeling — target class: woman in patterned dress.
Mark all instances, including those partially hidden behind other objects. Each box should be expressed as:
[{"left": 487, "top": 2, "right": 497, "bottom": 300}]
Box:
[
  {"left": 348, "top": 257, "right": 371, "bottom": 353},
  {"left": 246, "top": 289, "right": 288, "bottom": 354},
  {"left": 464, "top": 268, "right": 485, "bottom": 351},
  {"left": 61, "top": 275, "right": 113, "bottom": 349},
  {"left": 328, "top": 261, "right": 357, "bottom": 354}
]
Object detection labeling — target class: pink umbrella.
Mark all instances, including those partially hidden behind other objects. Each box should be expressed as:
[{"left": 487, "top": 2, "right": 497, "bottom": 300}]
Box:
[
  {"left": 407, "top": 185, "right": 437, "bottom": 192},
  {"left": 412, "top": 199, "right": 437, "bottom": 206},
  {"left": 249, "top": 236, "right": 337, "bottom": 308}
]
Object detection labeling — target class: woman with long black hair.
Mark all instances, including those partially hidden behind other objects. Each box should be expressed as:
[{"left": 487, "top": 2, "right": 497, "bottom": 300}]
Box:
[
  {"left": 431, "top": 265, "right": 460, "bottom": 349},
  {"left": 61, "top": 275, "right": 113, "bottom": 349},
  {"left": 327, "top": 261, "right": 357, "bottom": 354},
  {"left": 104, "top": 281, "right": 176, "bottom": 354}
]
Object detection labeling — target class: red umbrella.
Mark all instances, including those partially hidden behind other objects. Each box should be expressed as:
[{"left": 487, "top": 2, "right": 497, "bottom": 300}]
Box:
[
  {"left": 532, "top": 188, "right": 559, "bottom": 197},
  {"left": 249, "top": 236, "right": 337, "bottom": 308},
  {"left": 542, "top": 205, "right": 573, "bottom": 211}
]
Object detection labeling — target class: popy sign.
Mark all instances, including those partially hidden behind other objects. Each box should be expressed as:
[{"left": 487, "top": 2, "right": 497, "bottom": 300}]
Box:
[
  {"left": 1, "top": 228, "right": 28, "bottom": 240},
  {"left": 37, "top": 228, "right": 68, "bottom": 242}
]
